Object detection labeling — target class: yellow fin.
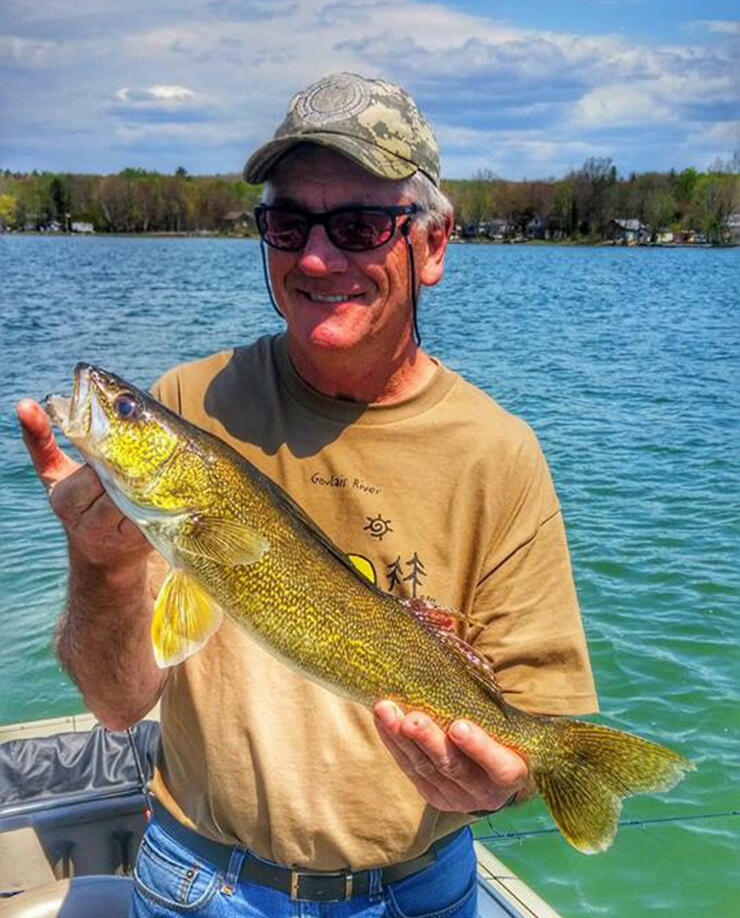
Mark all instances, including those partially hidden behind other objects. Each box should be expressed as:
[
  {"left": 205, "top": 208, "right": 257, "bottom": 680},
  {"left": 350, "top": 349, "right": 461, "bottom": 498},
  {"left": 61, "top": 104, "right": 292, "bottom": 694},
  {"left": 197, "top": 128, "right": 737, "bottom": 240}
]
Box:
[
  {"left": 151, "top": 569, "right": 224, "bottom": 668},
  {"left": 176, "top": 516, "right": 269, "bottom": 567}
]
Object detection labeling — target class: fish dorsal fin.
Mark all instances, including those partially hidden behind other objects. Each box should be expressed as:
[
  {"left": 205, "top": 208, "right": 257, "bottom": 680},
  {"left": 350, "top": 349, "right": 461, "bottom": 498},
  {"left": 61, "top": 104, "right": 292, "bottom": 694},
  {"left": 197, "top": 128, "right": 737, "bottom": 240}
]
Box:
[
  {"left": 400, "top": 596, "right": 468, "bottom": 631},
  {"left": 175, "top": 515, "right": 269, "bottom": 567},
  {"left": 151, "top": 569, "right": 224, "bottom": 668},
  {"left": 401, "top": 596, "right": 502, "bottom": 698}
]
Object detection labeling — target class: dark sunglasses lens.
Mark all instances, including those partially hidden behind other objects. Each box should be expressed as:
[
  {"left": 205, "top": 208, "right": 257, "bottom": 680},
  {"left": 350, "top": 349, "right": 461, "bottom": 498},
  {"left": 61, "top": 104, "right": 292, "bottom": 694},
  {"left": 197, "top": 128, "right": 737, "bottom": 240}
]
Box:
[
  {"left": 258, "top": 209, "right": 308, "bottom": 250},
  {"left": 328, "top": 211, "right": 395, "bottom": 250}
]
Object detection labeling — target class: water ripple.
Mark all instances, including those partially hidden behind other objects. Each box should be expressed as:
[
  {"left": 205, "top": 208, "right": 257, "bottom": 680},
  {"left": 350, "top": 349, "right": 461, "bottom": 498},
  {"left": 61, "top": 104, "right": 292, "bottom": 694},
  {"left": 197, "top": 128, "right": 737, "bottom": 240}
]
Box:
[{"left": 1, "top": 237, "right": 738, "bottom": 916}]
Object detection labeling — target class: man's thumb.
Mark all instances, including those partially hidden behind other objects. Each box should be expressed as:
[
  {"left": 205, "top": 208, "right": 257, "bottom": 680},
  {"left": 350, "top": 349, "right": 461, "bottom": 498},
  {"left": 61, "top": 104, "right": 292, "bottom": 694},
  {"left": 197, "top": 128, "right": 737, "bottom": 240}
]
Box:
[{"left": 17, "top": 398, "right": 80, "bottom": 488}]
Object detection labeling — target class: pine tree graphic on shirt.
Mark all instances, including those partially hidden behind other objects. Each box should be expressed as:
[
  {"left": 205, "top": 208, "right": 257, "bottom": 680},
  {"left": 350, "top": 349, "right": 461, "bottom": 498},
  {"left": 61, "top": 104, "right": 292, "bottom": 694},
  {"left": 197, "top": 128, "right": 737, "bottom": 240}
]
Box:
[
  {"left": 403, "top": 552, "right": 427, "bottom": 598},
  {"left": 386, "top": 556, "right": 404, "bottom": 592},
  {"left": 385, "top": 553, "right": 427, "bottom": 597}
]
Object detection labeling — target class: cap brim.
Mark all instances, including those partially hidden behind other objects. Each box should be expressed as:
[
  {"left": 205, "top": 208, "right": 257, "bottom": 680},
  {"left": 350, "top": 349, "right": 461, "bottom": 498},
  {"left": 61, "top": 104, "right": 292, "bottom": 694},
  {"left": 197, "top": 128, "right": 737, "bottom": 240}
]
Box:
[{"left": 243, "top": 132, "right": 418, "bottom": 184}]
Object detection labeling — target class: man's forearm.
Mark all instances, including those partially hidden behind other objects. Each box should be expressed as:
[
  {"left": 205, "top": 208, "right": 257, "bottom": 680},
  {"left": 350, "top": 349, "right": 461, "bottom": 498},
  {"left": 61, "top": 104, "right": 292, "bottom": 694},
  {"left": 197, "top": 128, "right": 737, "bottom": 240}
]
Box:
[{"left": 56, "top": 551, "right": 168, "bottom": 730}]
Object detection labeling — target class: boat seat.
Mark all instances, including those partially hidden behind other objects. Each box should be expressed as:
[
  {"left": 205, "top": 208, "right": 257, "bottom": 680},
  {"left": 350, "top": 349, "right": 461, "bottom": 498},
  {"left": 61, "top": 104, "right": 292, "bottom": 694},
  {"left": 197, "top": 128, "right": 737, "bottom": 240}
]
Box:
[{"left": 0, "top": 875, "right": 132, "bottom": 917}]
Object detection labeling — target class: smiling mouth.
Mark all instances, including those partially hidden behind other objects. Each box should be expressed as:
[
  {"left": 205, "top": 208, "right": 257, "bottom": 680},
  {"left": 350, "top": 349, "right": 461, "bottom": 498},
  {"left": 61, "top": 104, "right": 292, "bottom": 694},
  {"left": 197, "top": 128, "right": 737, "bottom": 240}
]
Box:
[{"left": 301, "top": 291, "right": 364, "bottom": 304}]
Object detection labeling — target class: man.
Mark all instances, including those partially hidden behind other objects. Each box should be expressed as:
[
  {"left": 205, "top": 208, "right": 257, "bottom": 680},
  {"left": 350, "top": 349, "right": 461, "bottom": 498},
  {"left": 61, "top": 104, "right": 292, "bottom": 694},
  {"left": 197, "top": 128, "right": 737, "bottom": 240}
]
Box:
[{"left": 18, "top": 73, "right": 597, "bottom": 916}]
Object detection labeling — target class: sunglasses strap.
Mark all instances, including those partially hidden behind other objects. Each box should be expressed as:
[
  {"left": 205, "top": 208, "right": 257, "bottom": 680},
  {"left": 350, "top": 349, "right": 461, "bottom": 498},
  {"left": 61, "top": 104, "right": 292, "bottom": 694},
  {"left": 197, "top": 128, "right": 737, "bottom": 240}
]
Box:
[
  {"left": 402, "top": 222, "right": 422, "bottom": 346},
  {"left": 260, "top": 237, "right": 285, "bottom": 320}
]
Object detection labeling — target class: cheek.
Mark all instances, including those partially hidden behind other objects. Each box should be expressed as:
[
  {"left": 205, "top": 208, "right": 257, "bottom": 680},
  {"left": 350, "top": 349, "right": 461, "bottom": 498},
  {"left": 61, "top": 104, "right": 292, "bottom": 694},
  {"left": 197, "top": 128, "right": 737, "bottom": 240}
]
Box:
[
  {"left": 268, "top": 251, "right": 295, "bottom": 289},
  {"left": 362, "top": 247, "right": 408, "bottom": 299}
]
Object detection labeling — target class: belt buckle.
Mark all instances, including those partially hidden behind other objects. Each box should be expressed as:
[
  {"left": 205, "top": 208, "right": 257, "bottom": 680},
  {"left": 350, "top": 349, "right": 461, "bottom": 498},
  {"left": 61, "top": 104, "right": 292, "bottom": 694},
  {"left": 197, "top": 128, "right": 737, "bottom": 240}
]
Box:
[{"left": 289, "top": 868, "right": 354, "bottom": 902}]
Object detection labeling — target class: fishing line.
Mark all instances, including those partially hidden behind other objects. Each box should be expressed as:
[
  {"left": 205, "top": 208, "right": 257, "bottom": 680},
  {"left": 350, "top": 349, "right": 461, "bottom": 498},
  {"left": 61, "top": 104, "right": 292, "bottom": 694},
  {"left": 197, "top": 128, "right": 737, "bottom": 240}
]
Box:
[{"left": 475, "top": 809, "right": 740, "bottom": 843}]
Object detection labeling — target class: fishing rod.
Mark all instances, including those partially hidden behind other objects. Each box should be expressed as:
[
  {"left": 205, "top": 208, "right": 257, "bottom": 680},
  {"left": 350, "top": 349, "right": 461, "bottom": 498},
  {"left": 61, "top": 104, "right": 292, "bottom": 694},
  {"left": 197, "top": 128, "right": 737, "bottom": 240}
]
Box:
[{"left": 476, "top": 809, "right": 740, "bottom": 843}]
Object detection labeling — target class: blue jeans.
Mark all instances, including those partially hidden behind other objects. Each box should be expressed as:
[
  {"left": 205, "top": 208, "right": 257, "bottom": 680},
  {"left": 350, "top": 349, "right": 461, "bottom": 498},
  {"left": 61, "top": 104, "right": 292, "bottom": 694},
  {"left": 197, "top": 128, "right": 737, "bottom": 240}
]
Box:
[{"left": 129, "top": 813, "right": 478, "bottom": 917}]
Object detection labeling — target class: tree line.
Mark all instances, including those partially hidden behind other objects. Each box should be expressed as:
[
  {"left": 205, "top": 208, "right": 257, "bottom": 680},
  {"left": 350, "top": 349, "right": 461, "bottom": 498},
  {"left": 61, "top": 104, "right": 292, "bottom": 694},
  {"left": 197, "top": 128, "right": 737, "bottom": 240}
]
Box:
[
  {"left": 0, "top": 167, "right": 262, "bottom": 234},
  {"left": 442, "top": 155, "right": 739, "bottom": 243},
  {"left": 0, "top": 156, "right": 738, "bottom": 242}
]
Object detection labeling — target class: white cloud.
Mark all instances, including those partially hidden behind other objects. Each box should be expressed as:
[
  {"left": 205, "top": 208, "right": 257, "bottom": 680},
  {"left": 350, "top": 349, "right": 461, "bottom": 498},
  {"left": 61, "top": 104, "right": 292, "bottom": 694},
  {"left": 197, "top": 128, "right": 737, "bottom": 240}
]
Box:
[
  {"left": 2, "top": 0, "right": 738, "bottom": 177},
  {"left": 0, "top": 34, "right": 75, "bottom": 65},
  {"left": 574, "top": 84, "right": 675, "bottom": 126},
  {"left": 686, "top": 120, "right": 740, "bottom": 149},
  {"left": 692, "top": 20, "right": 740, "bottom": 35},
  {"left": 115, "top": 85, "right": 196, "bottom": 103}
]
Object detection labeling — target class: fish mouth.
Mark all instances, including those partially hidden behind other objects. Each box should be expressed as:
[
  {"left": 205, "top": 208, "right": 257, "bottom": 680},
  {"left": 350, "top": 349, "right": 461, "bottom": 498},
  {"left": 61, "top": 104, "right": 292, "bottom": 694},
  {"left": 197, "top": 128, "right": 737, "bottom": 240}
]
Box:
[{"left": 43, "top": 363, "right": 94, "bottom": 443}]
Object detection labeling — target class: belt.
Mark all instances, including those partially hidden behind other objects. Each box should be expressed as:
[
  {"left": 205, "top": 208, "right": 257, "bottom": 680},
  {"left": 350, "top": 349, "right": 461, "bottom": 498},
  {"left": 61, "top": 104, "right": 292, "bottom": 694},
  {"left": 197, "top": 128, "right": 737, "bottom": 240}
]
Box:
[{"left": 150, "top": 800, "right": 465, "bottom": 903}]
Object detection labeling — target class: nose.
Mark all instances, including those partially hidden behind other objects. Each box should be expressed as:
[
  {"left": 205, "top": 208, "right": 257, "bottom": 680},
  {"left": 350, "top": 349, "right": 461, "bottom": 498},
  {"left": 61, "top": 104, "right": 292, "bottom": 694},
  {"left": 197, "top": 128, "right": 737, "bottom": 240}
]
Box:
[{"left": 297, "top": 224, "right": 349, "bottom": 276}]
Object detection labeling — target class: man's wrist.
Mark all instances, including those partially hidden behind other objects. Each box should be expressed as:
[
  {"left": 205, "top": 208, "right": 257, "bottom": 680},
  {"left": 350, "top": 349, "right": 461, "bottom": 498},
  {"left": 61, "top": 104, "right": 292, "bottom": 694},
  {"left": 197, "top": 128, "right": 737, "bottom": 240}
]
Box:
[{"left": 69, "top": 546, "right": 150, "bottom": 590}]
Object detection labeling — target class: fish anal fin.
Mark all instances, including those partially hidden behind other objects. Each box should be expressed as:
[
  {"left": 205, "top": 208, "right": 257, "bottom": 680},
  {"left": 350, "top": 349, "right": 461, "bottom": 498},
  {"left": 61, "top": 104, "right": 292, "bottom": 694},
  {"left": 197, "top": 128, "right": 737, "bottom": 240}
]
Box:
[
  {"left": 176, "top": 515, "right": 269, "bottom": 567},
  {"left": 151, "top": 569, "right": 224, "bottom": 668}
]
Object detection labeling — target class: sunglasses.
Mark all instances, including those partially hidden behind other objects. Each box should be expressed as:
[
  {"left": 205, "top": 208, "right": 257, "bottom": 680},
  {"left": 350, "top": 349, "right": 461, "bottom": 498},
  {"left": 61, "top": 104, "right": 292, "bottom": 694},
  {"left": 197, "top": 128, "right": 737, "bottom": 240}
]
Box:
[{"left": 254, "top": 203, "right": 423, "bottom": 252}]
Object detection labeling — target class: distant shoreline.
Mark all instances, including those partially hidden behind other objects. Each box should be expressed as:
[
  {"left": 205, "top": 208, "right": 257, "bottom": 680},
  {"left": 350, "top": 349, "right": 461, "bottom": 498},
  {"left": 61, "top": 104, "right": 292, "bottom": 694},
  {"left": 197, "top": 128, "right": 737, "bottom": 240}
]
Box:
[{"left": 3, "top": 230, "right": 736, "bottom": 249}]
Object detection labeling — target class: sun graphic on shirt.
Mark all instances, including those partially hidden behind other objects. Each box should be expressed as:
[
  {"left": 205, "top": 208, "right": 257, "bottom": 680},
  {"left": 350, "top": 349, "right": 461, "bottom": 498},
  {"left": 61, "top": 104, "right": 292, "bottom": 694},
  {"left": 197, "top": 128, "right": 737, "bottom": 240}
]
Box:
[{"left": 364, "top": 513, "right": 393, "bottom": 541}]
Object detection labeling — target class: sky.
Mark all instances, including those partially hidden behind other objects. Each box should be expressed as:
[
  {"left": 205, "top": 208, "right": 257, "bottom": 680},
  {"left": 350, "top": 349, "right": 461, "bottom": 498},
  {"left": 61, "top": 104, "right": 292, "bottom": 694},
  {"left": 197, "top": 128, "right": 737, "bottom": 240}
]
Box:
[{"left": 1, "top": 0, "right": 738, "bottom": 180}]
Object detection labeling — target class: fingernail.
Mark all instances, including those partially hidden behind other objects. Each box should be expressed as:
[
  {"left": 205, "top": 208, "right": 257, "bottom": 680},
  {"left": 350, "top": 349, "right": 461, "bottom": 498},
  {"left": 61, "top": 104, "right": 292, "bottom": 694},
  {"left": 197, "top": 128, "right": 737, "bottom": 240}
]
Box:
[
  {"left": 376, "top": 701, "right": 401, "bottom": 725},
  {"left": 450, "top": 721, "right": 470, "bottom": 740}
]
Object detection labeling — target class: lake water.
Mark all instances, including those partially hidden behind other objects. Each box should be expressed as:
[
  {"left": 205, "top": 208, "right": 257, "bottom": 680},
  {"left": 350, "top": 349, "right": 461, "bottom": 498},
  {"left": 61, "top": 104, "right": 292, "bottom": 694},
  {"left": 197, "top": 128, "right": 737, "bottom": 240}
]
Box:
[{"left": 0, "top": 235, "right": 737, "bottom": 915}]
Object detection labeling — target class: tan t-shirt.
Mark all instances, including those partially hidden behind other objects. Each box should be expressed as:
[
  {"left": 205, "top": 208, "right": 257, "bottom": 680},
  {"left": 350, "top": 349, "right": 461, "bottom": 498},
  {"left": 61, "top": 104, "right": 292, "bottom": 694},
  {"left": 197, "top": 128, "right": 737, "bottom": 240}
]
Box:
[{"left": 148, "top": 333, "right": 598, "bottom": 870}]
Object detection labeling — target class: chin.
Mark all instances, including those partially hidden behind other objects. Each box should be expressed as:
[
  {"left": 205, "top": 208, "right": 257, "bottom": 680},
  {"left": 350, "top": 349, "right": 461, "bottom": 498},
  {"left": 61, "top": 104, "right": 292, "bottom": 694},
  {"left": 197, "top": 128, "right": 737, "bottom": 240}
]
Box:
[
  {"left": 296, "top": 317, "right": 368, "bottom": 353},
  {"left": 306, "top": 330, "right": 362, "bottom": 352}
]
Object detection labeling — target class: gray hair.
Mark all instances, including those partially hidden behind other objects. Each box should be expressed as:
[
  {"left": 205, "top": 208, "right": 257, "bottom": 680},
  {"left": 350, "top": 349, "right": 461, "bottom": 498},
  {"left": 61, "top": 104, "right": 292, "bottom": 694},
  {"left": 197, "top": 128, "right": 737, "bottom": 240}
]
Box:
[{"left": 395, "top": 171, "right": 453, "bottom": 232}]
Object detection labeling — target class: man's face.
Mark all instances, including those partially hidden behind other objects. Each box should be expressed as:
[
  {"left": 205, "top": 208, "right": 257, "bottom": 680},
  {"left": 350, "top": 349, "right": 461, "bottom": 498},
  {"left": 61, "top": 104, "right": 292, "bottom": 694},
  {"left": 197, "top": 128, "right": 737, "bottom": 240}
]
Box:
[{"left": 264, "top": 147, "right": 446, "bottom": 362}]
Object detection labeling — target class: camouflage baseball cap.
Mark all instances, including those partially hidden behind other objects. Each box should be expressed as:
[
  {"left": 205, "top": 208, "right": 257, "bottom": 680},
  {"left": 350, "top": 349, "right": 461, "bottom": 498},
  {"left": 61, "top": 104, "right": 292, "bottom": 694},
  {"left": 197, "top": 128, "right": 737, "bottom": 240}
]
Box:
[{"left": 244, "top": 72, "right": 440, "bottom": 186}]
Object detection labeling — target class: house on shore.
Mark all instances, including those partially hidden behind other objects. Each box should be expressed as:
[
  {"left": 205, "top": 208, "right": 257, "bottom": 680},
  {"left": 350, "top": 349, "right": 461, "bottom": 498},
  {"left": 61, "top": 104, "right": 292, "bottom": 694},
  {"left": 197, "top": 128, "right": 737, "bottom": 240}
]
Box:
[
  {"left": 525, "top": 215, "right": 546, "bottom": 240},
  {"left": 725, "top": 213, "right": 740, "bottom": 243},
  {"left": 220, "top": 210, "right": 255, "bottom": 235},
  {"left": 607, "top": 218, "right": 649, "bottom": 244}
]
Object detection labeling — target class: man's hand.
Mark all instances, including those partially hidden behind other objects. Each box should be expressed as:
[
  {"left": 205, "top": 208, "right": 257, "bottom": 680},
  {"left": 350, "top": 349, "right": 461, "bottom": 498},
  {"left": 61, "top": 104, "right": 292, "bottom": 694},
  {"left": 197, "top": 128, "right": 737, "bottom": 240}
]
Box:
[
  {"left": 18, "top": 398, "right": 165, "bottom": 730},
  {"left": 373, "top": 700, "right": 531, "bottom": 813},
  {"left": 17, "top": 398, "right": 150, "bottom": 568}
]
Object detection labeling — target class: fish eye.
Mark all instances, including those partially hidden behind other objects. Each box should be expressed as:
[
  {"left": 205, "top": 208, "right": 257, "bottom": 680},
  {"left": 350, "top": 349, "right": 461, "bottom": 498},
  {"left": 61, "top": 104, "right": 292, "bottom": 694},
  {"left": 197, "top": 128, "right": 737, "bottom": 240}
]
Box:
[{"left": 114, "top": 393, "right": 138, "bottom": 420}]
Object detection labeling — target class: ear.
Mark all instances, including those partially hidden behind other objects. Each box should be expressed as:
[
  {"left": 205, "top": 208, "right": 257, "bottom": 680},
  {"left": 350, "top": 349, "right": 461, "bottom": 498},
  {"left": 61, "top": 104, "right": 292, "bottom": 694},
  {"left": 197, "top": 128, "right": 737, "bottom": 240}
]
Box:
[{"left": 416, "top": 214, "right": 453, "bottom": 288}]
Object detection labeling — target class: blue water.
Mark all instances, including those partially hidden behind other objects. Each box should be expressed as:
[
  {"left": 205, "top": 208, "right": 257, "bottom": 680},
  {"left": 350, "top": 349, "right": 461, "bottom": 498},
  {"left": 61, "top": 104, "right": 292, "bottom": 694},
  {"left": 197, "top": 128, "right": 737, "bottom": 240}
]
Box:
[{"left": 1, "top": 236, "right": 738, "bottom": 914}]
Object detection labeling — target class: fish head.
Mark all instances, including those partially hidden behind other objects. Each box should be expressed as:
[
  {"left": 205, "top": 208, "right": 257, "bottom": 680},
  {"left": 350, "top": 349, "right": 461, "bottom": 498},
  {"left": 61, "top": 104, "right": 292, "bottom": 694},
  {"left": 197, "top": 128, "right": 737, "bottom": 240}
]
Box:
[{"left": 44, "top": 363, "right": 182, "bottom": 498}]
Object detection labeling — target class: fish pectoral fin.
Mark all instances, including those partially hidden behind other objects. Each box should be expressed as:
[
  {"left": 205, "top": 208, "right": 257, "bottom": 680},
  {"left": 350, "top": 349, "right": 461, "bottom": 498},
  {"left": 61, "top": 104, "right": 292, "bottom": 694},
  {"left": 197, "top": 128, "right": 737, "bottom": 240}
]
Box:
[
  {"left": 151, "top": 569, "right": 224, "bottom": 668},
  {"left": 175, "top": 516, "right": 270, "bottom": 567}
]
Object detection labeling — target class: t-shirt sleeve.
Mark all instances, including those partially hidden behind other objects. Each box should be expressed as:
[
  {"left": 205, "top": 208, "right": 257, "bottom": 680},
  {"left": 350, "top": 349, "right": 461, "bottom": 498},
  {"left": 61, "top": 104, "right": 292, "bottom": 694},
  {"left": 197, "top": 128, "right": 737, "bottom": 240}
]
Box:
[
  {"left": 469, "top": 430, "right": 599, "bottom": 716},
  {"left": 150, "top": 368, "right": 182, "bottom": 413}
]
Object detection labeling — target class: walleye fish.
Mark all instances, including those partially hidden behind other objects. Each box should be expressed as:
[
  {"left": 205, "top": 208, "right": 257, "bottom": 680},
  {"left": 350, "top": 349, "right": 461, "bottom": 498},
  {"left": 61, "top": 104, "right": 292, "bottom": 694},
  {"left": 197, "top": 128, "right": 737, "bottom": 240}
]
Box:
[{"left": 44, "top": 363, "right": 693, "bottom": 854}]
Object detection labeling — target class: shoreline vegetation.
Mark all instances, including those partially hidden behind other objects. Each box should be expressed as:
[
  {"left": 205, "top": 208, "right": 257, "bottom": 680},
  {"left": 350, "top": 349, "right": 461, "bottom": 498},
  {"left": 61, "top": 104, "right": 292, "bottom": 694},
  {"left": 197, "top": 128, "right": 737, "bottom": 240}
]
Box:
[
  {"left": 5, "top": 231, "right": 733, "bottom": 249},
  {"left": 1, "top": 156, "right": 738, "bottom": 246}
]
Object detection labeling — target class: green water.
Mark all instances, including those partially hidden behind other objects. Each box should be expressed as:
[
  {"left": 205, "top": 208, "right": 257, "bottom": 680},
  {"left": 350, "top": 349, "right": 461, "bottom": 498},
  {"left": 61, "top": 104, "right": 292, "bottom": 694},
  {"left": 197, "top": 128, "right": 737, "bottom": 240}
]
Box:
[{"left": 1, "top": 236, "right": 737, "bottom": 914}]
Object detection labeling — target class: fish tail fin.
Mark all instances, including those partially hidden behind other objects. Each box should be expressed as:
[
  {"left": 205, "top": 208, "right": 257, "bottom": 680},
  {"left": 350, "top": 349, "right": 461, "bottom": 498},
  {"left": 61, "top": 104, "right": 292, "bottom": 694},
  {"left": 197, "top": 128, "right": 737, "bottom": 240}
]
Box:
[{"left": 532, "top": 720, "right": 693, "bottom": 854}]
